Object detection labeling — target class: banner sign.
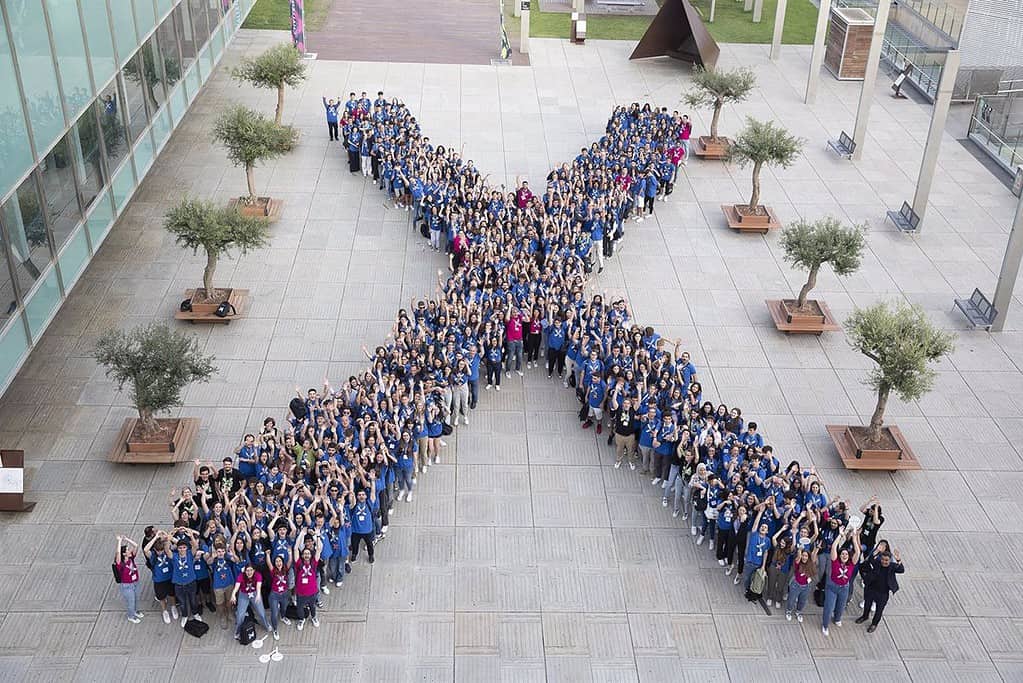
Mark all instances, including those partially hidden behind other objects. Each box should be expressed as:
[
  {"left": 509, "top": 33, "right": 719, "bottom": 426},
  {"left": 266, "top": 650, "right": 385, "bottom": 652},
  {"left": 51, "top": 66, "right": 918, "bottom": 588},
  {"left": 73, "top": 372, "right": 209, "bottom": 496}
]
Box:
[{"left": 290, "top": 0, "right": 306, "bottom": 54}]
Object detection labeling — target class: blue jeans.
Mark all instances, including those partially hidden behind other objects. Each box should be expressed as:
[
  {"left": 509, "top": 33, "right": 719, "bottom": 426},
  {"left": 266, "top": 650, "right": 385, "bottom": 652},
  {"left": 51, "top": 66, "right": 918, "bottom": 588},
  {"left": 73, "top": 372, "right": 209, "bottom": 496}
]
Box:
[
  {"left": 268, "top": 591, "right": 289, "bottom": 630},
  {"left": 505, "top": 340, "right": 523, "bottom": 371},
  {"left": 120, "top": 581, "right": 140, "bottom": 619},
  {"left": 327, "top": 555, "right": 345, "bottom": 584},
  {"left": 235, "top": 592, "right": 270, "bottom": 636},
  {"left": 786, "top": 579, "right": 811, "bottom": 614},
  {"left": 395, "top": 466, "right": 414, "bottom": 494},
  {"left": 468, "top": 379, "right": 479, "bottom": 407},
  {"left": 823, "top": 579, "right": 850, "bottom": 628}
]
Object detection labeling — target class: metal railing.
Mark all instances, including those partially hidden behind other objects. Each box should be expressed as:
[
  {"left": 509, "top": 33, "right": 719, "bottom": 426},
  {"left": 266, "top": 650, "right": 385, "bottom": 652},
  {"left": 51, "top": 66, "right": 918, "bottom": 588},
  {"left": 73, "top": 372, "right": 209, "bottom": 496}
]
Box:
[{"left": 968, "top": 95, "right": 1023, "bottom": 173}]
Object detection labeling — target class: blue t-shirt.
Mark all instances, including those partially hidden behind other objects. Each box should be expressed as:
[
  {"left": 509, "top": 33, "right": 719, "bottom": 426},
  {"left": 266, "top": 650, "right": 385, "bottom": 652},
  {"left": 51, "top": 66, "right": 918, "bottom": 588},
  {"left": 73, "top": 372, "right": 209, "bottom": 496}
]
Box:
[
  {"left": 209, "top": 556, "right": 235, "bottom": 590},
  {"left": 349, "top": 501, "right": 374, "bottom": 534},
  {"left": 171, "top": 550, "right": 197, "bottom": 585},
  {"left": 151, "top": 550, "right": 172, "bottom": 582}
]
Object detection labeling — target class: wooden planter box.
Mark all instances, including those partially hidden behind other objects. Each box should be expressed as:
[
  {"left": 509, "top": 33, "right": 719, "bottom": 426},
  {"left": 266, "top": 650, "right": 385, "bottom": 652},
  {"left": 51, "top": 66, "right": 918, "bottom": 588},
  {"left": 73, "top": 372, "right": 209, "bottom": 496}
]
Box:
[
  {"left": 694, "top": 136, "right": 731, "bottom": 160},
  {"left": 228, "top": 196, "right": 281, "bottom": 222},
  {"left": 111, "top": 417, "right": 201, "bottom": 464},
  {"left": 174, "top": 288, "right": 248, "bottom": 325},
  {"left": 766, "top": 299, "right": 841, "bottom": 335},
  {"left": 721, "top": 204, "right": 782, "bottom": 234},
  {"left": 826, "top": 424, "right": 921, "bottom": 471}
]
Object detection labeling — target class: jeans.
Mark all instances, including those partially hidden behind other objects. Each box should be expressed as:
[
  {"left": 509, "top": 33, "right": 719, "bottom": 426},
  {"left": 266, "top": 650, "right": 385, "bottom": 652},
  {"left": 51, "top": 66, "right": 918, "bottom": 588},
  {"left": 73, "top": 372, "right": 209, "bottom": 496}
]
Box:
[
  {"left": 297, "top": 593, "right": 318, "bottom": 620},
  {"left": 174, "top": 581, "right": 198, "bottom": 620},
  {"left": 351, "top": 532, "right": 375, "bottom": 560},
  {"left": 862, "top": 587, "right": 890, "bottom": 626},
  {"left": 468, "top": 379, "right": 479, "bottom": 407},
  {"left": 505, "top": 339, "right": 523, "bottom": 372},
  {"left": 327, "top": 554, "right": 346, "bottom": 584},
  {"left": 662, "top": 465, "right": 684, "bottom": 512},
  {"left": 235, "top": 592, "right": 270, "bottom": 636},
  {"left": 639, "top": 445, "right": 654, "bottom": 472},
  {"left": 395, "top": 466, "right": 414, "bottom": 494},
  {"left": 120, "top": 581, "right": 140, "bottom": 619},
  {"left": 486, "top": 360, "right": 502, "bottom": 386},
  {"left": 786, "top": 579, "right": 811, "bottom": 614},
  {"left": 823, "top": 580, "right": 851, "bottom": 628},
  {"left": 269, "top": 591, "right": 289, "bottom": 630}
]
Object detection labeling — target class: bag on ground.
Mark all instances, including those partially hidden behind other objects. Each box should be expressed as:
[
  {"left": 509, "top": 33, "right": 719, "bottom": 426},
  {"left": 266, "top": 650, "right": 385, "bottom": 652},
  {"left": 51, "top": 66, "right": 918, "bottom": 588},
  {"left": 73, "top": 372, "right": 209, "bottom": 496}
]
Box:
[
  {"left": 184, "top": 618, "right": 209, "bottom": 639},
  {"left": 238, "top": 616, "right": 256, "bottom": 645}
]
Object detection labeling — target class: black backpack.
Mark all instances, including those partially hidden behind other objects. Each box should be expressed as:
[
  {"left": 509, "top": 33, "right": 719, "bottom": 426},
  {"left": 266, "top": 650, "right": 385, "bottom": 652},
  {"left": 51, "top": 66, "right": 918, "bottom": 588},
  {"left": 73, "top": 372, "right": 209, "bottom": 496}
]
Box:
[
  {"left": 214, "top": 301, "right": 237, "bottom": 318},
  {"left": 184, "top": 618, "right": 209, "bottom": 639},
  {"left": 179, "top": 299, "right": 192, "bottom": 312},
  {"left": 420, "top": 222, "right": 429, "bottom": 239},
  {"left": 238, "top": 615, "right": 256, "bottom": 645},
  {"left": 289, "top": 397, "right": 307, "bottom": 420}
]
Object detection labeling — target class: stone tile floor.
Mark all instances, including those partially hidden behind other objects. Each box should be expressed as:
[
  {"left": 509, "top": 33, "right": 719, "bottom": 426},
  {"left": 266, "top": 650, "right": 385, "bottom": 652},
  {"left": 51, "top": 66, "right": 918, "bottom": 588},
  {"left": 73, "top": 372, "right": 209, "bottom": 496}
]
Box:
[{"left": 1, "top": 28, "right": 1022, "bottom": 682}]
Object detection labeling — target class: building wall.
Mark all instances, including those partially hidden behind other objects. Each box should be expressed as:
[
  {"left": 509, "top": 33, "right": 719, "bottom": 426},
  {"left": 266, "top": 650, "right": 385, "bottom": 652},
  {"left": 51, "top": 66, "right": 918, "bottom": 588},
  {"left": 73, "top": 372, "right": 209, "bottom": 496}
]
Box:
[
  {"left": 0, "top": 0, "right": 255, "bottom": 393},
  {"left": 960, "top": 0, "right": 1023, "bottom": 68}
]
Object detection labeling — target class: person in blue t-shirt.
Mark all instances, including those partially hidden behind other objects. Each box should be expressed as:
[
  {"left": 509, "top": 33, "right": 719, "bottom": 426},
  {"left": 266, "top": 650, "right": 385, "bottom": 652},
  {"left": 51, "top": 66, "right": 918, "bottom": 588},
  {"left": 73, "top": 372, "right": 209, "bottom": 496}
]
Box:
[
  {"left": 169, "top": 535, "right": 203, "bottom": 626},
  {"left": 348, "top": 487, "right": 377, "bottom": 564},
  {"left": 143, "top": 531, "right": 179, "bottom": 625},
  {"left": 207, "top": 545, "right": 236, "bottom": 631},
  {"left": 322, "top": 95, "right": 340, "bottom": 141}
]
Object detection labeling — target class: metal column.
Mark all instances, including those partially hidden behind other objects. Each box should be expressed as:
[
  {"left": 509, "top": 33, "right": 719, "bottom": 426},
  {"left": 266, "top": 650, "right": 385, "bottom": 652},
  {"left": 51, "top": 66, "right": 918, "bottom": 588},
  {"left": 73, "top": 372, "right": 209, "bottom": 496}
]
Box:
[
  {"left": 804, "top": 0, "right": 833, "bottom": 104},
  {"left": 911, "top": 50, "right": 960, "bottom": 230},
  {"left": 770, "top": 0, "right": 788, "bottom": 60},
  {"left": 992, "top": 193, "right": 1023, "bottom": 332},
  {"left": 851, "top": 0, "right": 891, "bottom": 159}
]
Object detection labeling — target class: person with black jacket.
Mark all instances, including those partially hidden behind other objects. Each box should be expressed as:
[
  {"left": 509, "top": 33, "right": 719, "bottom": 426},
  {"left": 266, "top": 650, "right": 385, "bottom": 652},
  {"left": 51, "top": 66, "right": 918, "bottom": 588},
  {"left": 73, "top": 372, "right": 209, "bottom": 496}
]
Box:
[
  {"left": 856, "top": 547, "right": 904, "bottom": 632},
  {"left": 609, "top": 390, "right": 638, "bottom": 469}
]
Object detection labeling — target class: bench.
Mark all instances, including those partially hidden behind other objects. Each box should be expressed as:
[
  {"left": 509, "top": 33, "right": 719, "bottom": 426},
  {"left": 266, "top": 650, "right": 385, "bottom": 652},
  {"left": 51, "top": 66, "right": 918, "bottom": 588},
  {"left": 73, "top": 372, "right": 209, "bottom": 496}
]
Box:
[
  {"left": 826, "top": 131, "right": 856, "bottom": 159},
  {"left": 885, "top": 201, "right": 920, "bottom": 232},
  {"left": 954, "top": 288, "right": 997, "bottom": 329},
  {"left": 595, "top": 0, "right": 646, "bottom": 5}
]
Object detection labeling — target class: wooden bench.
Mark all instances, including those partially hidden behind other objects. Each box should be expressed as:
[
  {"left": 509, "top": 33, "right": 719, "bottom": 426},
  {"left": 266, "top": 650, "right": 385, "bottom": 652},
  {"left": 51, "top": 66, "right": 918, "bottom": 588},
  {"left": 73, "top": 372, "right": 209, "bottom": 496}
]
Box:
[
  {"left": 108, "top": 418, "right": 201, "bottom": 464},
  {"left": 826, "top": 131, "right": 856, "bottom": 159},
  {"left": 954, "top": 288, "right": 997, "bottom": 329},
  {"left": 174, "top": 289, "right": 248, "bottom": 325},
  {"left": 885, "top": 201, "right": 920, "bottom": 233}
]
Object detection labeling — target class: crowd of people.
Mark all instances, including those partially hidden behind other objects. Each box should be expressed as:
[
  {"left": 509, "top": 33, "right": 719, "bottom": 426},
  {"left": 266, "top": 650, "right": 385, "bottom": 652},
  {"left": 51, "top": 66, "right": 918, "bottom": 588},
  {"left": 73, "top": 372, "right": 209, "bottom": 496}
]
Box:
[{"left": 113, "top": 92, "right": 904, "bottom": 643}]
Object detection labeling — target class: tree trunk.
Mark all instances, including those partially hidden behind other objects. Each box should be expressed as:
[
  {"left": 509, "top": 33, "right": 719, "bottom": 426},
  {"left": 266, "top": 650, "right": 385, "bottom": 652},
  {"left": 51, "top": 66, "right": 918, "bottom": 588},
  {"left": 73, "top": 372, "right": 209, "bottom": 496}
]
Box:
[
  {"left": 245, "top": 164, "right": 257, "bottom": 202},
  {"left": 203, "top": 250, "right": 218, "bottom": 297},
  {"left": 796, "top": 265, "right": 818, "bottom": 309},
  {"left": 138, "top": 406, "right": 159, "bottom": 437},
  {"left": 710, "top": 99, "right": 722, "bottom": 139},
  {"left": 275, "top": 84, "right": 285, "bottom": 125},
  {"left": 749, "top": 161, "right": 763, "bottom": 210},
  {"left": 867, "top": 384, "right": 889, "bottom": 443}
]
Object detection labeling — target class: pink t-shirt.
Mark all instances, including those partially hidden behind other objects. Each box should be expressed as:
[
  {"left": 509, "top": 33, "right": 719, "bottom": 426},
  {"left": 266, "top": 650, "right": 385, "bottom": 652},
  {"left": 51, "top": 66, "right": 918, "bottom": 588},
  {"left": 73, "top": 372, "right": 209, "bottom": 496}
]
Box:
[
  {"left": 294, "top": 559, "right": 318, "bottom": 597},
  {"left": 830, "top": 559, "right": 854, "bottom": 586},
  {"left": 270, "top": 568, "right": 289, "bottom": 594},
  {"left": 793, "top": 563, "right": 812, "bottom": 586},
  {"left": 529, "top": 319, "right": 542, "bottom": 334},
  {"left": 516, "top": 187, "right": 533, "bottom": 208},
  {"left": 506, "top": 314, "right": 523, "bottom": 342},
  {"left": 117, "top": 557, "right": 139, "bottom": 584},
  {"left": 236, "top": 571, "right": 261, "bottom": 598}
]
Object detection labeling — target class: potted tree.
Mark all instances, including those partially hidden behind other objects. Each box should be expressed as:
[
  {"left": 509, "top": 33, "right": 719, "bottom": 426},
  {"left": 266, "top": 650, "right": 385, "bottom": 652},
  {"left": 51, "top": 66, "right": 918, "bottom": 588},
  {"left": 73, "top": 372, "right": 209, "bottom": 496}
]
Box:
[
  {"left": 95, "top": 322, "right": 217, "bottom": 463},
  {"left": 721, "top": 116, "right": 804, "bottom": 233},
  {"left": 212, "top": 105, "right": 297, "bottom": 219},
  {"left": 231, "top": 42, "right": 308, "bottom": 126},
  {"left": 827, "top": 301, "right": 955, "bottom": 471},
  {"left": 164, "top": 198, "right": 269, "bottom": 317},
  {"left": 683, "top": 66, "right": 756, "bottom": 160},
  {"left": 767, "top": 216, "right": 866, "bottom": 334}
]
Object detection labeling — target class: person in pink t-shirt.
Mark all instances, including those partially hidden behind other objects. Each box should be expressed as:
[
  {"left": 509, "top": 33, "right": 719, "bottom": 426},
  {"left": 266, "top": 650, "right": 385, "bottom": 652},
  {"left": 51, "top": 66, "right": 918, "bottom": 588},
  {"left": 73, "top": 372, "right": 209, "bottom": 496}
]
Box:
[
  {"left": 115, "top": 535, "right": 144, "bottom": 624},
  {"left": 505, "top": 307, "right": 524, "bottom": 376},
  {"left": 293, "top": 528, "right": 323, "bottom": 631}
]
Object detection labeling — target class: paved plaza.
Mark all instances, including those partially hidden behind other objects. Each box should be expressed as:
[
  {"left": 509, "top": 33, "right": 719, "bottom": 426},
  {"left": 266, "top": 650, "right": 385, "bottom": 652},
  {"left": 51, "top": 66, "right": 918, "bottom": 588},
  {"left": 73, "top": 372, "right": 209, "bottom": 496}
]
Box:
[{"left": 2, "top": 28, "right": 1023, "bottom": 683}]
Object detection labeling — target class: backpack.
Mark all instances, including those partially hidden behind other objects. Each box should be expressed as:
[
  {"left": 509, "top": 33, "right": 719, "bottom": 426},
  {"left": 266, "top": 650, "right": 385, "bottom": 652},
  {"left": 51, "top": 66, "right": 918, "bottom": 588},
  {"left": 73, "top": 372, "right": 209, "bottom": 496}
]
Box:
[
  {"left": 238, "top": 615, "right": 256, "bottom": 645},
  {"left": 441, "top": 422, "right": 453, "bottom": 436},
  {"left": 813, "top": 586, "right": 825, "bottom": 607},
  {"left": 111, "top": 564, "right": 122, "bottom": 583},
  {"left": 285, "top": 602, "right": 302, "bottom": 620},
  {"left": 214, "top": 301, "right": 237, "bottom": 318},
  {"left": 289, "top": 398, "right": 307, "bottom": 420},
  {"left": 420, "top": 221, "right": 429, "bottom": 239},
  {"left": 179, "top": 299, "right": 192, "bottom": 312},
  {"left": 745, "top": 567, "right": 766, "bottom": 602},
  {"left": 184, "top": 618, "right": 209, "bottom": 639}
]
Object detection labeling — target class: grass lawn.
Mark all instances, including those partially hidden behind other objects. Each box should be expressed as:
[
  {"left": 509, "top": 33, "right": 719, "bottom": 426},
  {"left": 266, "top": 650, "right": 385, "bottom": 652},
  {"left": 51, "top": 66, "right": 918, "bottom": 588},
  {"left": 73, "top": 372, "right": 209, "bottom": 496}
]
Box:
[
  {"left": 243, "top": 0, "right": 330, "bottom": 30},
  {"left": 522, "top": 0, "right": 817, "bottom": 44}
]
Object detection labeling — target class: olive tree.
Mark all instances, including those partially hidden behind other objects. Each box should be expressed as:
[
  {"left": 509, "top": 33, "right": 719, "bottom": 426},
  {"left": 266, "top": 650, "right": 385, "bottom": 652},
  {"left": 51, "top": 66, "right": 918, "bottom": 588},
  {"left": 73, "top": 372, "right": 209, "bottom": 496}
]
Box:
[
  {"left": 212, "top": 105, "right": 298, "bottom": 203},
  {"left": 95, "top": 323, "right": 217, "bottom": 437},
  {"left": 163, "top": 199, "right": 270, "bottom": 298},
  {"left": 728, "top": 117, "right": 804, "bottom": 211},
  {"left": 844, "top": 302, "right": 955, "bottom": 443},
  {"left": 231, "top": 42, "right": 308, "bottom": 125},
  {"left": 780, "top": 217, "right": 866, "bottom": 310},
  {"left": 683, "top": 66, "right": 756, "bottom": 140}
]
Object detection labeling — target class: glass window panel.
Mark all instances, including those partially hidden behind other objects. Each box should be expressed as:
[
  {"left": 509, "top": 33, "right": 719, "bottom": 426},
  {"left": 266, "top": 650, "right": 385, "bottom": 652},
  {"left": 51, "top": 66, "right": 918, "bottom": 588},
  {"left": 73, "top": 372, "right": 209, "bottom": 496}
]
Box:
[
  {"left": 127, "top": 38, "right": 168, "bottom": 114},
  {"left": 152, "top": 106, "right": 171, "bottom": 151},
  {"left": 206, "top": 0, "right": 222, "bottom": 32},
  {"left": 156, "top": 16, "right": 183, "bottom": 93},
  {"left": 84, "top": 188, "right": 114, "bottom": 249},
  {"left": 134, "top": 129, "right": 155, "bottom": 176},
  {"left": 121, "top": 59, "right": 149, "bottom": 143},
  {"left": 8, "top": 0, "right": 65, "bottom": 153},
  {"left": 156, "top": 0, "right": 174, "bottom": 20},
  {"left": 110, "top": 158, "right": 136, "bottom": 212},
  {"left": 1, "top": 175, "right": 51, "bottom": 296},
  {"left": 170, "top": 79, "right": 187, "bottom": 123},
  {"left": 24, "top": 265, "right": 61, "bottom": 339},
  {"left": 210, "top": 23, "right": 224, "bottom": 60},
  {"left": 57, "top": 224, "right": 89, "bottom": 290},
  {"left": 45, "top": 0, "right": 93, "bottom": 118},
  {"left": 82, "top": 0, "right": 117, "bottom": 85},
  {"left": 185, "top": 63, "right": 201, "bottom": 101},
  {"left": 133, "top": 0, "right": 157, "bottom": 42},
  {"left": 39, "top": 135, "right": 83, "bottom": 251},
  {"left": 0, "top": 240, "right": 15, "bottom": 323},
  {"left": 111, "top": 1, "right": 140, "bottom": 64},
  {"left": 71, "top": 103, "right": 105, "bottom": 210},
  {"left": 0, "top": 13, "right": 34, "bottom": 196},
  {"left": 0, "top": 316, "right": 30, "bottom": 390},
  {"left": 96, "top": 80, "right": 129, "bottom": 173},
  {"left": 174, "top": 2, "right": 197, "bottom": 68},
  {"left": 188, "top": 0, "right": 210, "bottom": 46}
]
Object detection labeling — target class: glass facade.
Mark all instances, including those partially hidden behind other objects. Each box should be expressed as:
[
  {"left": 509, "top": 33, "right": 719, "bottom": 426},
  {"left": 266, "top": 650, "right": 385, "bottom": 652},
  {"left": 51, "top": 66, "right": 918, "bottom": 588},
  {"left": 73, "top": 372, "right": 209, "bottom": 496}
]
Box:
[{"left": 0, "top": 0, "right": 255, "bottom": 393}]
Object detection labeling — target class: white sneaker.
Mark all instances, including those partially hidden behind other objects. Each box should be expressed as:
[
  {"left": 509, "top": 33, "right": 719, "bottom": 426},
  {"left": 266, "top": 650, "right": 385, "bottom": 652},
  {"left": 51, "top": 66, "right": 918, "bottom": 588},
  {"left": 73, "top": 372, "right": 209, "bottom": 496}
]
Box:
[
  {"left": 662, "top": 499, "right": 668, "bottom": 507},
  {"left": 834, "top": 620, "right": 842, "bottom": 627},
  {"left": 433, "top": 456, "right": 439, "bottom": 464},
  {"left": 134, "top": 612, "right": 144, "bottom": 619},
  {"left": 322, "top": 586, "right": 330, "bottom": 595},
  {"left": 273, "top": 630, "right": 280, "bottom": 640},
  {"left": 697, "top": 535, "right": 705, "bottom": 546},
  {"left": 708, "top": 541, "right": 715, "bottom": 551},
  {"left": 281, "top": 616, "right": 292, "bottom": 626},
  {"left": 128, "top": 616, "right": 141, "bottom": 624},
  {"left": 776, "top": 601, "right": 782, "bottom": 609},
  {"left": 718, "top": 559, "right": 725, "bottom": 566},
  {"left": 505, "top": 372, "right": 511, "bottom": 378},
  {"left": 452, "top": 418, "right": 459, "bottom": 427},
  {"left": 297, "top": 619, "right": 305, "bottom": 631},
  {"left": 311, "top": 616, "right": 320, "bottom": 628},
  {"left": 517, "top": 370, "right": 523, "bottom": 377},
  {"left": 629, "top": 462, "right": 636, "bottom": 470},
  {"left": 681, "top": 513, "right": 688, "bottom": 520},
  {"left": 439, "top": 440, "right": 447, "bottom": 448},
  {"left": 662, "top": 481, "right": 668, "bottom": 489},
  {"left": 495, "top": 386, "right": 500, "bottom": 391},
  {"left": 785, "top": 612, "right": 792, "bottom": 621},
  {"left": 463, "top": 418, "right": 469, "bottom": 426},
  {"left": 162, "top": 610, "right": 170, "bottom": 624},
  {"left": 194, "top": 614, "right": 202, "bottom": 622},
  {"left": 691, "top": 527, "right": 697, "bottom": 536},
  {"left": 614, "top": 461, "right": 622, "bottom": 469},
  {"left": 382, "top": 525, "right": 389, "bottom": 533},
  {"left": 822, "top": 627, "right": 829, "bottom": 636},
  {"left": 171, "top": 605, "right": 179, "bottom": 620},
  {"left": 485, "top": 384, "right": 492, "bottom": 390},
  {"left": 181, "top": 617, "right": 187, "bottom": 628},
  {"left": 651, "top": 477, "right": 661, "bottom": 486},
  {"left": 672, "top": 510, "right": 679, "bottom": 518},
  {"left": 797, "top": 614, "right": 803, "bottom": 623},
  {"left": 406, "top": 492, "right": 413, "bottom": 502},
  {"left": 397, "top": 490, "right": 406, "bottom": 502},
  {"left": 733, "top": 574, "right": 741, "bottom": 585},
  {"left": 725, "top": 566, "right": 732, "bottom": 575}
]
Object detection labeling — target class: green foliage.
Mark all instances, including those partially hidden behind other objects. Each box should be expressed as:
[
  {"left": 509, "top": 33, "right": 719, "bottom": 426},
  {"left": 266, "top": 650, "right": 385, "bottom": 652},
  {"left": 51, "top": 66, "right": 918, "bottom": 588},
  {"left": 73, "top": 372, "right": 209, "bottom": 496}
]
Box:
[
  {"left": 780, "top": 217, "right": 866, "bottom": 277},
  {"left": 212, "top": 105, "right": 298, "bottom": 169},
  {"left": 123, "top": 46, "right": 181, "bottom": 107},
  {"left": 164, "top": 199, "right": 270, "bottom": 262},
  {"left": 95, "top": 323, "right": 217, "bottom": 420},
  {"left": 232, "top": 43, "right": 308, "bottom": 91},
  {"left": 683, "top": 66, "right": 756, "bottom": 109},
  {"left": 844, "top": 301, "right": 955, "bottom": 403},
  {"left": 728, "top": 116, "right": 804, "bottom": 169}
]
